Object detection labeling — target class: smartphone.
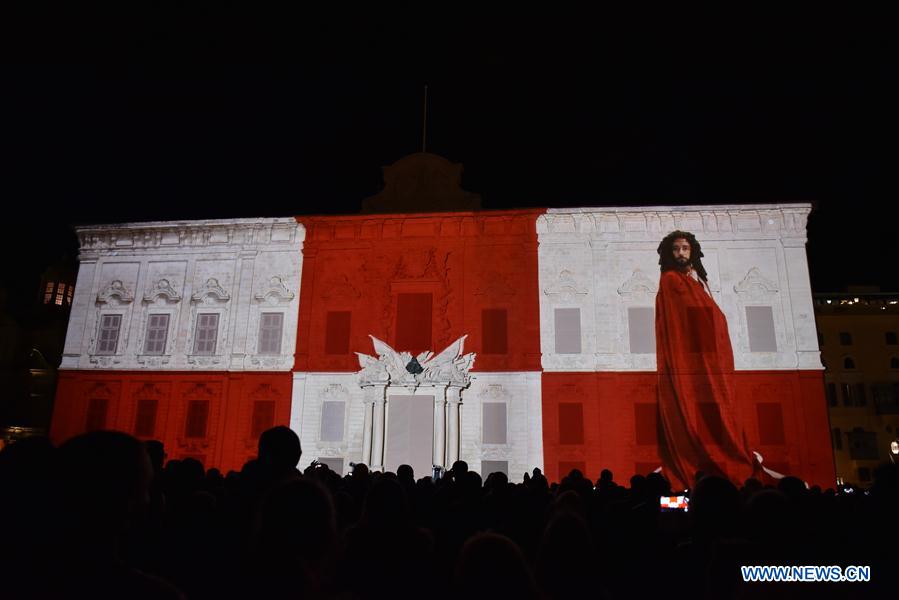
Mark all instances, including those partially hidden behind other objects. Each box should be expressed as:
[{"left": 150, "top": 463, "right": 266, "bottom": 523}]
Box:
[{"left": 660, "top": 495, "right": 689, "bottom": 512}]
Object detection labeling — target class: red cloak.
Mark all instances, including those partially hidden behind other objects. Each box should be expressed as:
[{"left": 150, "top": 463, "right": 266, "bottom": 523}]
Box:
[{"left": 655, "top": 269, "right": 756, "bottom": 490}]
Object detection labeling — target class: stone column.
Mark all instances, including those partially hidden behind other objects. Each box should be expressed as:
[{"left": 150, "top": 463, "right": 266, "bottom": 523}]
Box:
[
  {"left": 446, "top": 386, "right": 463, "bottom": 465},
  {"left": 433, "top": 389, "right": 447, "bottom": 468},
  {"left": 371, "top": 392, "right": 387, "bottom": 471},
  {"left": 361, "top": 396, "right": 374, "bottom": 466}
]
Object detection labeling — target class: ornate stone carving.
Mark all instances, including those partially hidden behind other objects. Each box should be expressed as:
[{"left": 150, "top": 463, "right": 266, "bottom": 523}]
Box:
[
  {"left": 320, "top": 275, "right": 359, "bottom": 301},
  {"left": 136, "top": 355, "right": 171, "bottom": 367},
  {"left": 191, "top": 278, "right": 230, "bottom": 303},
  {"left": 97, "top": 280, "right": 134, "bottom": 304},
  {"left": 186, "top": 355, "right": 224, "bottom": 367},
  {"left": 320, "top": 383, "right": 350, "bottom": 402},
  {"left": 474, "top": 273, "right": 516, "bottom": 299},
  {"left": 477, "top": 384, "right": 509, "bottom": 401},
  {"left": 143, "top": 279, "right": 181, "bottom": 303},
  {"left": 356, "top": 335, "right": 476, "bottom": 390},
  {"left": 255, "top": 276, "right": 295, "bottom": 303},
  {"left": 543, "top": 270, "right": 588, "bottom": 300},
  {"left": 617, "top": 269, "right": 658, "bottom": 297},
  {"left": 734, "top": 267, "right": 779, "bottom": 298},
  {"left": 76, "top": 218, "right": 298, "bottom": 253}
]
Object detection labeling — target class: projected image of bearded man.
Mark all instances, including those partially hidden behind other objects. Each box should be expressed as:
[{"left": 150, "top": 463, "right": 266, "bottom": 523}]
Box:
[{"left": 654, "top": 231, "right": 759, "bottom": 490}]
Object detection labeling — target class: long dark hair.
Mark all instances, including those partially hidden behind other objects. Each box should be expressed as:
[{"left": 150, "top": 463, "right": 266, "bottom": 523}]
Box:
[{"left": 657, "top": 230, "right": 708, "bottom": 282}]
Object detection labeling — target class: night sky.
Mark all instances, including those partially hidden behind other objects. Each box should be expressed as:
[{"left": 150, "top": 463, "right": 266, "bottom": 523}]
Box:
[{"left": 3, "top": 7, "right": 897, "bottom": 317}]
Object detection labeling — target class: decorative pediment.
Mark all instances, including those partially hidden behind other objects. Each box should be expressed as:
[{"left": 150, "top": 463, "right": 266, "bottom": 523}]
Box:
[
  {"left": 543, "top": 270, "right": 588, "bottom": 300},
  {"left": 133, "top": 382, "right": 166, "bottom": 399},
  {"left": 356, "top": 335, "right": 476, "bottom": 390},
  {"left": 475, "top": 273, "right": 516, "bottom": 299},
  {"left": 734, "top": 267, "right": 778, "bottom": 297},
  {"left": 143, "top": 279, "right": 182, "bottom": 303},
  {"left": 97, "top": 280, "right": 134, "bottom": 304},
  {"left": 182, "top": 382, "right": 216, "bottom": 399},
  {"left": 255, "top": 276, "right": 295, "bottom": 302},
  {"left": 477, "top": 384, "right": 509, "bottom": 401},
  {"left": 617, "top": 269, "right": 658, "bottom": 296},
  {"left": 319, "top": 383, "right": 350, "bottom": 402},
  {"left": 191, "top": 278, "right": 231, "bottom": 303},
  {"left": 320, "top": 275, "right": 359, "bottom": 301},
  {"left": 86, "top": 382, "right": 116, "bottom": 398}
]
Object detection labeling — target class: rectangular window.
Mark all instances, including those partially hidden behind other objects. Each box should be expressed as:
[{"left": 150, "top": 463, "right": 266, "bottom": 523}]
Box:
[
  {"left": 96, "top": 314, "right": 122, "bottom": 355},
  {"left": 686, "top": 306, "right": 717, "bottom": 353},
  {"left": 554, "top": 308, "right": 582, "bottom": 354},
  {"left": 143, "top": 314, "right": 170, "bottom": 355},
  {"left": 854, "top": 383, "right": 867, "bottom": 407},
  {"left": 827, "top": 383, "right": 838, "bottom": 407},
  {"left": 848, "top": 429, "right": 879, "bottom": 461},
  {"left": 193, "top": 313, "right": 219, "bottom": 355},
  {"left": 558, "top": 402, "right": 584, "bottom": 444},
  {"left": 886, "top": 332, "right": 898, "bottom": 345},
  {"left": 481, "top": 309, "right": 508, "bottom": 354},
  {"left": 55, "top": 283, "right": 65, "bottom": 306},
  {"left": 250, "top": 400, "right": 276, "bottom": 439},
  {"left": 395, "top": 293, "right": 432, "bottom": 352},
  {"left": 325, "top": 311, "right": 352, "bottom": 355},
  {"left": 482, "top": 403, "right": 508, "bottom": 444},
  {"left": 628, "top": 307, "right": 656, "bottom": 354},
  {"left": 841, "top": 383, "right": 853, "bottom": 406},
  {"left": 258, "top": 312, "right": 284, "bottom": 355},
  {"left": 320, "top": 401, "right": 346, "bottom": 442},
  {"left": 85, "top": 398, "right": 109, "bottom": 431},
  {"left": 66, "top": 285, "right": 74, "bottom": 306},
  {"left": 746, "top": 306, "right": 778, "bottom": 352},
  {"left": 44, "top": 282, "right": 54, "bottom": 304},
  {"left": 839, "top": 332, "right": 852, "bottom": 346},
  {"left": 134, "top": 399, "right": 159, "bottom": 438},
  {"left": 185, "top": 400, "right": 210, "bottom": 439}
]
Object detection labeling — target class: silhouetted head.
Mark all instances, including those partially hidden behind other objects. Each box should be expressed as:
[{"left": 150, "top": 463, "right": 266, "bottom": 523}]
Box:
[
  {"left": 690, "top": 475, "right": 740, "bottom": 539},
  {"left": 255, "top": 478, "right": 336, "bottom": 562},
  {"left": 777, "top": 475, "right": 807, "bottom": 500},
  {"left": 451, "top": 460, "right": 468, "bottom": 479},
  {"left": 599, "top": 469, "right": 613, "bottom": 484},
  {"left": 258, "top": 426, "right": 302, "bottom": 471},
  {"left": 455, "top": 533, "right": 537, "bottom": 600},
  {"left": 397, "top": 464, "right": 414, "bottom": 482},
  {"left": 362, "top": 477, "right": 409, "bottom": 528},
  {"left": 143, "top": 440, "right": 165, "bottom": 475},
  {"left": 746, "top": 489, "right": 791, "bottom": 542},
  {"left": 56, "top": 431, "right": 153, "bottom": 539},
  {"left": 658, "top": 230, "right": 708, "bottom": 282}
]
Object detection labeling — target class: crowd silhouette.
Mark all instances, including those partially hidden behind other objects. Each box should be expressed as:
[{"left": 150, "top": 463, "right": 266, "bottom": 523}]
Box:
[{"left": 1, "top": 426, "right": 896, "bottom": 599}]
